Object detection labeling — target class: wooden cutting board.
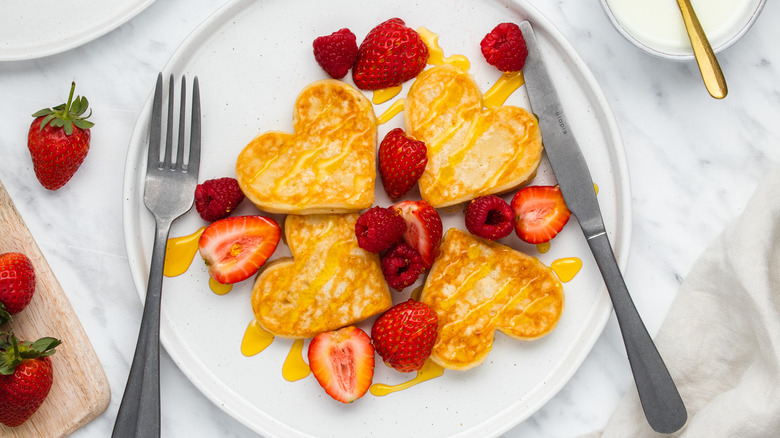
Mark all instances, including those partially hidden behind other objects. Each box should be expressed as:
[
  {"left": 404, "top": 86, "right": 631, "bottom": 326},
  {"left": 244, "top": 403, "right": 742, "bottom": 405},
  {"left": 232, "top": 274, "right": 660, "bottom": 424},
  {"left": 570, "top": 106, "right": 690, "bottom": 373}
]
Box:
[{"left": 0, "top": 178, "right": 110, "bottom": 437}]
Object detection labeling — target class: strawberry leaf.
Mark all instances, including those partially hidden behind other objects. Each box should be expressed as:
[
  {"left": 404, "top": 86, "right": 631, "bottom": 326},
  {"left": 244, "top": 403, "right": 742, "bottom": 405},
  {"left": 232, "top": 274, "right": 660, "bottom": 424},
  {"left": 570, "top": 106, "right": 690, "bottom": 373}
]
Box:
[
  {"left": 0, "top": 305, "right": 9, "bottom": 326},
  {"left": 31, "top": 108, "right": 54, "bottom": 118},
  {"left": 31, "top": 81, "right": 94, "bottom": 135},
  {"left": 39, "top": 113, "right": 57, "bottom": 131},
  {"left": 73, "top": 119, "right": 94, "bottom": 130},
  {"left": 0, "top": 332, "right": 60, "bottom": 375}
]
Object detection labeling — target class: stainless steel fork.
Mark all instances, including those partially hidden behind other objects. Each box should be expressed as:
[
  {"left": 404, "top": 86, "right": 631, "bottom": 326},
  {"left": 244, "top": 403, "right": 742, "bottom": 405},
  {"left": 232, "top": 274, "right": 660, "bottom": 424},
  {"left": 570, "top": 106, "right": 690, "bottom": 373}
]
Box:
[{"left": 113, "top": 73, "right": 201, "bottom": 438}]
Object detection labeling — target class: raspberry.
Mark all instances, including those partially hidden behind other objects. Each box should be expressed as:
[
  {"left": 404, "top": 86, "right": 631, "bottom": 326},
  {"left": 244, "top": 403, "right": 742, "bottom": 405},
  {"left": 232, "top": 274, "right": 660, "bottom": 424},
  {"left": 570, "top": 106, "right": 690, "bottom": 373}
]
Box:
[
  {"left": 355, "top": 206, "right": 406, "bottom": 253},
  {"left": 380, "top": 242, "right": 424, "bottom": 291},
  {"left": 194, "top": 177, "right": 245, "bottom": 222},
  {"left": 312, "top": 28, "right": 359, "bottom": 79},
  {"left": 464, "top": 195, "right": 514, "bottom": 240},
  {"left": 480, "top": 22, "right": 528, "bottom": 72}
]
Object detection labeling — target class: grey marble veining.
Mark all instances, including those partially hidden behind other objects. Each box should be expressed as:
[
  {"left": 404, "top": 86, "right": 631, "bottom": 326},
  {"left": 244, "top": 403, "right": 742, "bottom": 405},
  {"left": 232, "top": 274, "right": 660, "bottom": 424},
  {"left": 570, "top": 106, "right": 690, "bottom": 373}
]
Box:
[{"left": 0, "top": 0, "right": 778, "bottom": 437}]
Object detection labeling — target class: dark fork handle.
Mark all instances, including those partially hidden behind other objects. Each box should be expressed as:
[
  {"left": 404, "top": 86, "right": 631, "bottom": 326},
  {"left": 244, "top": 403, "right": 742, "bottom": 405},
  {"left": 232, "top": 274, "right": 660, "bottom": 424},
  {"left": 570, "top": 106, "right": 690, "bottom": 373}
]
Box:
[{"left": 112, "top": 217, "right": 172, "bottom": 437}]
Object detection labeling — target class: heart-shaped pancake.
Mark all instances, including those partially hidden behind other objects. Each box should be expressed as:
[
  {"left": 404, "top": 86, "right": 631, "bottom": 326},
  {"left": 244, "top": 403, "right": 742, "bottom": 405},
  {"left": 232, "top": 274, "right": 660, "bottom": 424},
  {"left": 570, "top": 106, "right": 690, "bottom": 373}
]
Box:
[
  {"left": 251, "top": 213, "right": 392, "bottom": 339},
  {"left": 236, "top": 80, "right": 377, "bottom": 214},
  {"left": 420, "top": 228, "right": 564, "bottom": 370},
  {"left": 404, "top": 64, "right": 543, "bottom": 208}
]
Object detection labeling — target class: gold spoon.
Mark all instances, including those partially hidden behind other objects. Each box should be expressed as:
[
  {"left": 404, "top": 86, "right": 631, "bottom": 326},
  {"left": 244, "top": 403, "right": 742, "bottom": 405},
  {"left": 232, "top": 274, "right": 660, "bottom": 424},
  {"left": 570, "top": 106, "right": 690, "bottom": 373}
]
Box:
[{"left": 676, "top": 0, "right": 728, "bottom": 98}]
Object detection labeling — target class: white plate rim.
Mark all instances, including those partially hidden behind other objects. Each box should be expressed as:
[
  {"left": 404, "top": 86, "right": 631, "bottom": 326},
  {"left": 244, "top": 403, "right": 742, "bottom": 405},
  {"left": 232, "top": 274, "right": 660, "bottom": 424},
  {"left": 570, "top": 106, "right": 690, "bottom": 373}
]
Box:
[
  {"left": 0, "top": 0, "right": 156, "bottom": 61},
  {"left": 121, "top": 0, "right": 632, "bottom": 436}
]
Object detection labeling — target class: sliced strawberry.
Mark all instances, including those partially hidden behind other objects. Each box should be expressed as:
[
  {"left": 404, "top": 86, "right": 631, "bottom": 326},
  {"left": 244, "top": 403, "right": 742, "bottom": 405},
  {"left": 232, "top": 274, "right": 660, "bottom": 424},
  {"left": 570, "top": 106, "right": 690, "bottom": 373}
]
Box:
[
  {"left": 392, "top": 200, "right": 442, "bottom": 269},
  {"left": 511, "top": 185, "right": 571, "bottom": 244},
  {"left": 198, "top": 215, "right": 281, "bottom": 284},
  {"left": 307, "top": 326, "right": 374, "bottom": 403}
]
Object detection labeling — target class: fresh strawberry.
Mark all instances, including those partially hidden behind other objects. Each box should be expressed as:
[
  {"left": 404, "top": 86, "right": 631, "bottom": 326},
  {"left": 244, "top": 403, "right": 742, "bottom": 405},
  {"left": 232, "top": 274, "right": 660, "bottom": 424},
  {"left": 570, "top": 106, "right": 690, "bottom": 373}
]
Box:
[
  {"left": 0, "top": 332, "right": 60, "bottom": 427},
  {"left": 27, "top": 82, "right": 94, "bottom": 190},
  {"left": 464, "top": 195, "right": 514, "bottom": 241},
  {"left": 0, "top": 253, "right": 36, "bottom": 325},
  {"left": 371, "top": 299, "right": 438, "bottom": 372},
  {"left": 480, "top": 22, "right": 528, "bottom": 72},
  {"left": 352, "top": 18, "right": 429, "bottom": 90},
  {"left": 392, "top": 200, "right": 442, "bottom": 269},
  {"left": 355, "top": 206, "right": 406, "bottom": 253},
  {"left": 378, "top": 128, "right": 428, "bottom": 199},
  {"left": 511, "top": 185, "right": 571, "bottom": 244},
  {"left": 307, "top": 326, "right": 374, "bottom": 403},
  {"left": 380, "top": 242, "right": 425, "bottom": 291},
  {"left": 194, "top": 177, "right": 245, "bottom": 222},
  {"left": 313, "top": 28, "right": 359, "bottom": 79},
  {"left": 198, "top": 216, "right": 281, "bottom": 284}
]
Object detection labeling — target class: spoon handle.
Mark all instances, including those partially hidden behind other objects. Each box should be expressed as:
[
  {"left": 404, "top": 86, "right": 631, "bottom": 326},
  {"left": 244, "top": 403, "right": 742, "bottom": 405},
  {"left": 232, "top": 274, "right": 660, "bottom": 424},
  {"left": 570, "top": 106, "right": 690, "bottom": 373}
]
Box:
[{"left": 676, "top": 0, "right": 728, "bottom": 98}]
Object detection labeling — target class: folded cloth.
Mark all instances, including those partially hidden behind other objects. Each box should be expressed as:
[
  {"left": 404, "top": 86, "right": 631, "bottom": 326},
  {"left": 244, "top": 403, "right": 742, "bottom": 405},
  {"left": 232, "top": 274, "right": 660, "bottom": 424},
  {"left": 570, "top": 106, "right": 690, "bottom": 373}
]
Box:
[{"left": 589, "top": 166, "right": 780, "bottom": 437}]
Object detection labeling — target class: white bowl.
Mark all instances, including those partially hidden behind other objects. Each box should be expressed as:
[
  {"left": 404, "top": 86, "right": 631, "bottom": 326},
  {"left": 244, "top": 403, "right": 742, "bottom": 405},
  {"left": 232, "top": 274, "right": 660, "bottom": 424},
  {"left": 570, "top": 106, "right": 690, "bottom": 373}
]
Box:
[{"left": 600, "top": 0, "right": 766, "bottom": 60}]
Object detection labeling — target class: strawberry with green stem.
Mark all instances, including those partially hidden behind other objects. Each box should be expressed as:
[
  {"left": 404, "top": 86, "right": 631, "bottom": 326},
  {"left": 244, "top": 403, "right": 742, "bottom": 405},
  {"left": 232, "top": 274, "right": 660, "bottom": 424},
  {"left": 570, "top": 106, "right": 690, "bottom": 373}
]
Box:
[
  {"left": 0, "top": 332, "right": 60, "bottom": 427},
  {"left": 28, "top": 81, "right": 94, "bottom": 190}
]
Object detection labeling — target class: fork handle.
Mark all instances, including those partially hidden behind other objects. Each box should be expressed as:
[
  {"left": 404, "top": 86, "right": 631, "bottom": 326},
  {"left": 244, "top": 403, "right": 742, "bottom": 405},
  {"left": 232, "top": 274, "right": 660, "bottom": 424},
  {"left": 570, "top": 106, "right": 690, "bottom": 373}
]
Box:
[{"left": 112, "top": 217, "right": 172, "bottom": 438}]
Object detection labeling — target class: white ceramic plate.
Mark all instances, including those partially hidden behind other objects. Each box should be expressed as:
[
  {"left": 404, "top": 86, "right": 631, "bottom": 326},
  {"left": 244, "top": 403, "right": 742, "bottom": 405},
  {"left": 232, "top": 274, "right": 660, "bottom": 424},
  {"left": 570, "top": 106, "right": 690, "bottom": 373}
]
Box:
[
  {"left": 0, "top": 0, "right": 155, "bottom": 61},
  {"left": 122, "top": 0, "right": 631, "bottom": 437}
]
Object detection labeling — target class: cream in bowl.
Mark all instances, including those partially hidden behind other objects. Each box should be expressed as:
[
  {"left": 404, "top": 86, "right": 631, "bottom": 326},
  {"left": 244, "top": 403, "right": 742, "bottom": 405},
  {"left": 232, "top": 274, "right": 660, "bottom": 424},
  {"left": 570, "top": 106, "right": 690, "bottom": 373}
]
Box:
[{"left": 600, "top": 0, "right": 766, "bottom": 60}]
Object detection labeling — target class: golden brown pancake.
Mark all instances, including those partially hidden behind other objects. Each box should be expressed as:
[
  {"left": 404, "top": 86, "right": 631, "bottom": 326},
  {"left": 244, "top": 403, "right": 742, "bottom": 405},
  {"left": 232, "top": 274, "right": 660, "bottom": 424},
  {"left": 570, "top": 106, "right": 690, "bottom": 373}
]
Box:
[
  {"left": 405, "top": 64, "right": 543, "bottom": 208},
  {"left": 420, "top": 228, "right": 564, "bottom": 370},
  {"left": 251, "top": 213, "right": 392, "bottom": 339},
  {"left": 236, "top": 80, "right": 377, "bottom": 214}
]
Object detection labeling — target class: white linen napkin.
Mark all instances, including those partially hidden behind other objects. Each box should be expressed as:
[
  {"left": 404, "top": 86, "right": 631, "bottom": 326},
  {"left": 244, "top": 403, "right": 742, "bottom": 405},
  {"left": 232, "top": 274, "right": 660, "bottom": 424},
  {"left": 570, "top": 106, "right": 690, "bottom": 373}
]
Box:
[{"left": 589, "top": 165, "right": 780, "bottom": 437}]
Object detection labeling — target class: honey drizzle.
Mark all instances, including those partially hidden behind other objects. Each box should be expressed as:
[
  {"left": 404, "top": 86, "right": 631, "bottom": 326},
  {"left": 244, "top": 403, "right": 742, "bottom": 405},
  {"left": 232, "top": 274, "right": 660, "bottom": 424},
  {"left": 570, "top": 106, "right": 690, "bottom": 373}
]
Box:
[
  {"left": 377, "top": 98, "right": 406, "bottom": 125},
  {"left": 551, "top": 257, "right": 583, "bottom": 283},
  {"left": 247, "top": 100, "right": 337, "bottom": 184},
  {"left": 417, "top": 27, "right": 470, "bottom": 71},
  {"left": 282, "top": 339, "right": 311, "bottom": 381},
  {"left": 241, "top": 319, "right": 275, "bottom": 356},
  {"left": 482, "top": 116, "right": 534, "bottom": 189},
  {"left": 271, "top": 112, "right": 359, "bottom": 197},
  {"left": 369, "top": 359, "right": 445, "bottom": 396},
  {"left": 209, "top": 277, "right": 233, "bottom": 295},
  {"left": 163, "top": 227, "right": 205, "bottom": 277},
  {"left": 373, "top": 85, "right": 403, "bottom": 104},
  {"left": 431, "top": 114, "right": 490, "bottom": 192},
  {"left": 483, "top": 71, "right": 525, "bottom": 108},
  {"left": 414, "top": 75, "right": 467, "bottom": 134},
  {"left": 536, "top": 242, "right": 551, "bottom": 253}
]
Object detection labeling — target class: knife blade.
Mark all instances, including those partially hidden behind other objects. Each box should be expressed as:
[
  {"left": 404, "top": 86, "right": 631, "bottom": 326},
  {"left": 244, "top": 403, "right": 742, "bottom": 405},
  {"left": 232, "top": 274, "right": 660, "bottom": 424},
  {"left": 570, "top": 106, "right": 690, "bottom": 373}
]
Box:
[{"left": 519, "top": 21, "right": 687, "bottom": 433}]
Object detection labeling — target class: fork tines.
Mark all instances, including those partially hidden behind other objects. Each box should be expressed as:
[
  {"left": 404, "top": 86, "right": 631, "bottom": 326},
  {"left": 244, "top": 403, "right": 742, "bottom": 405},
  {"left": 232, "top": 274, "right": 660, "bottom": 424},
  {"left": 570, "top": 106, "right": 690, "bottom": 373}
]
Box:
[{"left": 147, "top": 73, "right": 201, "bottom": 175}]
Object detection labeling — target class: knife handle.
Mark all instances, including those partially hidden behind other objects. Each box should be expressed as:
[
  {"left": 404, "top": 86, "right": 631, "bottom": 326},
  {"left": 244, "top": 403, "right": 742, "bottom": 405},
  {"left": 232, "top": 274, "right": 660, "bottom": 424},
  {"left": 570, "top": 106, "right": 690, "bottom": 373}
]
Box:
[{"left": 586, "top": 232, "right": 687, "bottom": 433}]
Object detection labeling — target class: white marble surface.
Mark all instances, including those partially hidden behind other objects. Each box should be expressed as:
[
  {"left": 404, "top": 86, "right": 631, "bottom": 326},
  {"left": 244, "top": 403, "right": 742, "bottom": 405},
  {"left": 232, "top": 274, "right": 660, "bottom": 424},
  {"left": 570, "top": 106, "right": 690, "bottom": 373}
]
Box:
[{"left": 0, "top": 0, "right": 778, "bottom": 437}]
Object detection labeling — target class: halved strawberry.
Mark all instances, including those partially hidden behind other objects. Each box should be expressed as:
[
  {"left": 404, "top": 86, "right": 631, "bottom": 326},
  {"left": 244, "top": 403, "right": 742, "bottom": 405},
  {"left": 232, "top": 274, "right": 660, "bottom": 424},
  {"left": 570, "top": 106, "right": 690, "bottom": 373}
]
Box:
[
  {"left": 198, "top": 215, "right": 281, "bottom": 284},
  {"left": 392, "top": 200, "right": 442, "bottom": 269},
  {"left": 510, "top": 185, "right": 571, "bottom": 244},
  {"left": 307, "top": 326, "right": 374, "bottom": 403}
]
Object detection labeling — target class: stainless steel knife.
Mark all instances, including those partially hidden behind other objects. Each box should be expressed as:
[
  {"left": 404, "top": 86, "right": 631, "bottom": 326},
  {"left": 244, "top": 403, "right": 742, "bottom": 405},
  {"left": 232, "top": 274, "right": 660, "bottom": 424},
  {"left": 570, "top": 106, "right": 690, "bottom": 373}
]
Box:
[{"left": 519, "top": 21, "right": 687, "bottom": 433}]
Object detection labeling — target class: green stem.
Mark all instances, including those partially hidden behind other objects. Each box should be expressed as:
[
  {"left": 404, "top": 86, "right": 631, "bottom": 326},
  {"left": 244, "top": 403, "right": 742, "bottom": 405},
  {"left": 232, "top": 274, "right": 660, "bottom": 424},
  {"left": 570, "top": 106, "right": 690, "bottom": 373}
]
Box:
[{"left": 63, "top": 81, "right": 76, "bottom": 120}]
